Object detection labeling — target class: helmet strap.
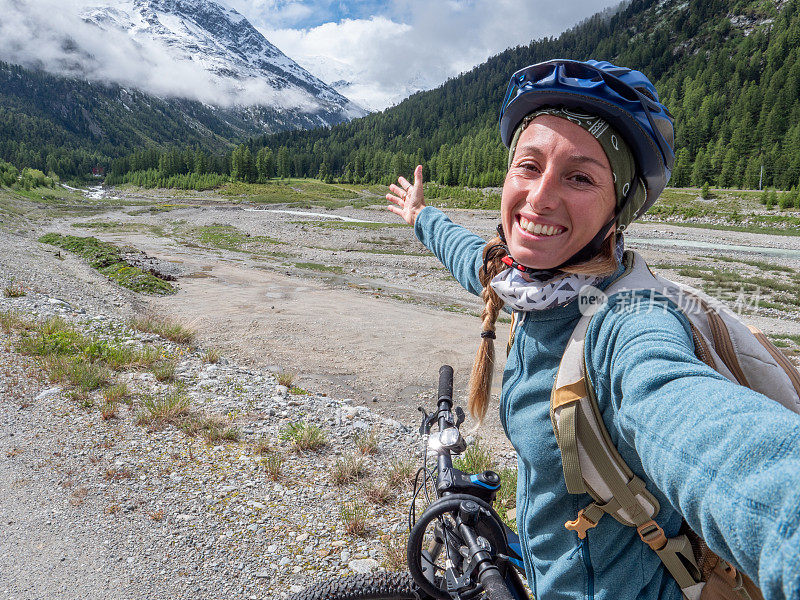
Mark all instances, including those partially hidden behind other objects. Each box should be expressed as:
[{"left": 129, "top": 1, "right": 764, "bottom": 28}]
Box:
[{"left": 496, "top": 174, "right": 640, "bottom": 277}]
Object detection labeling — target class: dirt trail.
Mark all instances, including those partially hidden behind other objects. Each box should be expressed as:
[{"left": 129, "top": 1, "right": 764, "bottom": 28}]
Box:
[{"left": 149, "top": 255, "right": 510, "bottom": 430}]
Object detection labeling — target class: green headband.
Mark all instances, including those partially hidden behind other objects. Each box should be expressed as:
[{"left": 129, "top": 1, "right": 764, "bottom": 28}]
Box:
[{"left": 507, "top": 107, "right": 646, "bottom": 230}]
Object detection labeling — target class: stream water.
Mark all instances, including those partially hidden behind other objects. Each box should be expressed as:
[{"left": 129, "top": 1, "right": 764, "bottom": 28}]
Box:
[
  {"left": 243, "top": 208, "right": 376, "bottom": 223},
  {"left": 627, "top": 236, "right": 800, "bottom": 259}
]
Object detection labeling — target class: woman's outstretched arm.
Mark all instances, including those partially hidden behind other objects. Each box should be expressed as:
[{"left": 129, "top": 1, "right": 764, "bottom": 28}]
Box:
[{"left": 386, "top": 165, "right": 486, "bottom": 297}]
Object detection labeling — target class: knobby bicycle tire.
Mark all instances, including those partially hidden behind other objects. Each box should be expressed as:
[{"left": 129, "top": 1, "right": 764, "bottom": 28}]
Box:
[{"left": 287, "top": 571, "right": 428, "bottom": 600}]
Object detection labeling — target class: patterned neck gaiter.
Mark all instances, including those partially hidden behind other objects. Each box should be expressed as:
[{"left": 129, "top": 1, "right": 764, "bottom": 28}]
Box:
[{"left": 490, "top": 235, "right": 625, "bottom": 311}]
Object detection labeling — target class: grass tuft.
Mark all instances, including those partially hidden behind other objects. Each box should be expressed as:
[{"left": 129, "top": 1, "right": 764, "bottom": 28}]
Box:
[
  {"left": 331, "top": 453, "right": 368, "bottom": 485},
  {"left": 3, "top": 278, "right": 26, "bottom": 298},
  {"left": 100, "top": 400, "right": 117, "bottom": 420},
  {"left": 151, "top": 360, "right": 177, "bottom": 382},
  {"left": 453, "top": 440, "right": 495, "bottom": 474},
  {"left": 0, "top": 310, "right": 31, "bottom": 334},
  {"left": 386, "top": 456, "right": 416, "bottom": 490},
  {"left": 339, "top": 500, "right": 368, "bottom": 536},
  {"left": 281, "top": 422, "right": 326, "bottom": 451},
  {"left": 203, "top": 348, "right": 221, "bottom": 364},
  {"left": 129, "top": 314, "right": 195, "bottom": 344},
  {"left": 251, "top": 437, "right": 273, "bottom": 455},
  {"left": 136, "top": 390, "right": 191, "bottom": 427},
  {"left": 363, "top": 480, "right": 394, "bottom": 505},
  {"left": 354, "top": 429, "right": 379, "bottom": 455},
  {"left": 276, "top": 371, "right": 295, "bottom": 387},
  {"left": 496, "top": 468, "right": 518, "bottom": 530},
  {"left": 102, "top": 382, "right": 131, "bottom": 406},
  {"left": 380, "top": 533, "right": 409, "bottom": 571},
  {"left": 260, "top": 452, "right": 283, "bottom": 481},
  {"left": 42, "top": 355, "right": 111, "bottom": 392}
]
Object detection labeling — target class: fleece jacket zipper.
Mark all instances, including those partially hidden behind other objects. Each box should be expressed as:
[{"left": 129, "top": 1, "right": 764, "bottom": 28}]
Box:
[{"left": 581, "top": 537, "right": 595, "bottom": 600}]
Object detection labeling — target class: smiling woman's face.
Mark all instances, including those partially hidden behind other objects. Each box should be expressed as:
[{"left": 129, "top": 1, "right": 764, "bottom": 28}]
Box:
[{"left": 501, "top": 115, "right": 617, "bottom": 270}]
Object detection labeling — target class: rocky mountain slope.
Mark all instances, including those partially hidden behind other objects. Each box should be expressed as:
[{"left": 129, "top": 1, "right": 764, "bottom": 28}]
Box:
[{"left": 0, "top": 0, "right": 366, "bottom": 169}]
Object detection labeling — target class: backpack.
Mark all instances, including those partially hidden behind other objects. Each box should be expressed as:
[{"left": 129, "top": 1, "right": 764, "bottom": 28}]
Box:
[{"left": 511, "top": 250, "right": 800, "bottom": 600}]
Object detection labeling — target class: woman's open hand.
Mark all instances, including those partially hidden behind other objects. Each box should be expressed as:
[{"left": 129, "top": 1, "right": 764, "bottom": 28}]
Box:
[{"left": 386, "top": 164, "right": 425, "bottom": 226}]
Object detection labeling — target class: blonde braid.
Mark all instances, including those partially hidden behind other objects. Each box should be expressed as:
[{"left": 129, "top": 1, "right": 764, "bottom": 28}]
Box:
[{"left": 467, "top": 236, "right": 508, "bottom": 424}]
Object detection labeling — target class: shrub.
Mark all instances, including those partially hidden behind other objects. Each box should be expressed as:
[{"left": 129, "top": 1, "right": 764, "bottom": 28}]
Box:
[{"left": 700, "top": 181, "right": 711, "bottom": 199}]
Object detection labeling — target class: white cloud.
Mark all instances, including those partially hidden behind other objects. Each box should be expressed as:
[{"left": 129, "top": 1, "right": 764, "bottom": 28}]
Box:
[{"left": 263, "top": 16, "right": 418, "bottom": 110}]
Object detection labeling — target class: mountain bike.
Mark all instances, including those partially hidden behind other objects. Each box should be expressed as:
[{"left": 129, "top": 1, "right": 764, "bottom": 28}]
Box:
[{"left": 289, "top": 365, "right": 529, "bottom": 600}]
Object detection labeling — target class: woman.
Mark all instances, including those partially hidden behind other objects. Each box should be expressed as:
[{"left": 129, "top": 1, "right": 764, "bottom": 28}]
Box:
[{"left": 386, "top": 60, "right": 800, "bottom": 600}]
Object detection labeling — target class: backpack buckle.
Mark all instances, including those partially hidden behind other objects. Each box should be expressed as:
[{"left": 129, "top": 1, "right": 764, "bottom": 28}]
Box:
[
  {"left": 637, "top": 520, "right": 667, "bottom": 551},
  {"left": 565, "top": 509, "right": 598, "bottom": 539}
]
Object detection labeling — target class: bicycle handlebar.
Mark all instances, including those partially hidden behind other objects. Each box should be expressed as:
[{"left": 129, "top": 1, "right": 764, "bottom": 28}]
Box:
[
  {"left": 479, "top": 567, "right": 516, "bottom": 600},
  {"left": 437, "top": 364, "right": 453, "bottom": 404}
]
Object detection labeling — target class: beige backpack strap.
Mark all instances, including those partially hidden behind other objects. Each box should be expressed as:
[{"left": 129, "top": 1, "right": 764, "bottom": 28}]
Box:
[
  {"left": 551, "top": 325, "right": 705, "bottom": 598},
  {"left": 551, "top": 252, "right": 705, "bottom": 599}
]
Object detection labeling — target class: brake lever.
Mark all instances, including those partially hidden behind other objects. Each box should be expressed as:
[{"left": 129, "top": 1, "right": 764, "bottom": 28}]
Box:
[
  {"left": 418, "top": 406, "right": 438, "bottom": 436},
  {"left": 454, "top": 406, "right": 465, "bottom": 428}
]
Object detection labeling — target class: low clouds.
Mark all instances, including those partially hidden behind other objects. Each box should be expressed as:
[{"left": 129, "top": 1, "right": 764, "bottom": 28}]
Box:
[
  {"left": 0, "top": 0, "right": 320, "bottom": 109},
  {"left": 250, "top": 0, "right": 625, "bottom": 110}
]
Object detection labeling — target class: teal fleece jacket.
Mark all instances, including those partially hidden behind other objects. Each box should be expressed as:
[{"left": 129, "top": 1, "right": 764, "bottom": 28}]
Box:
[{"left": 414, "top": 206, "right": 800, "bottom": 600}]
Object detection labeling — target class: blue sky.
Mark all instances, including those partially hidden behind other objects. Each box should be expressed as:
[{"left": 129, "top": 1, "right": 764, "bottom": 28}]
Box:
[
  {"left": 227, "top": 0, "right": 626, "bottom": 110},
  {"left": 276, "top": 0, "right": 391, "bottom": 28}
]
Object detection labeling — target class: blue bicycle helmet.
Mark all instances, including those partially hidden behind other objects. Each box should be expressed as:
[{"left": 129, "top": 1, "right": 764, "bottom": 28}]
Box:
[{"left": 499, "top": 59, "right": 675, "bottom": 219}]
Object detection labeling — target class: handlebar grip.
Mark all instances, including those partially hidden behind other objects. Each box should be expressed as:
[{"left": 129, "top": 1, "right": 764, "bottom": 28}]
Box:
[
  {"left": 479, "top": 566, "right": 516, "bottom": 600},
  {"left": 437, "top": 365, "right": 454, "bottom": 403}
]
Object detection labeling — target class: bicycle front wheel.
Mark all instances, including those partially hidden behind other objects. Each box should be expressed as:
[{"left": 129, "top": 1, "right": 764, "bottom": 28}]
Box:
[{"left": 287, "top": 571, "right": 427, "bottom": 600}]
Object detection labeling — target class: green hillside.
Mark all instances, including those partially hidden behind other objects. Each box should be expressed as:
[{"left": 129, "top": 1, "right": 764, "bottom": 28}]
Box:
[
  {"left": 6, "top": 0, "right": 800, "bottom": 191},
  {"left": 0, "top": 60, "right": 345, "bottom": 182}
]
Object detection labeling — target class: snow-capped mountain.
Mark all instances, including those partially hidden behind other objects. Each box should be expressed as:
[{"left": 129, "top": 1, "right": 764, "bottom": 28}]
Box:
[{"left": 79, "top": 0, "right": 366, "bottom": 125}]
